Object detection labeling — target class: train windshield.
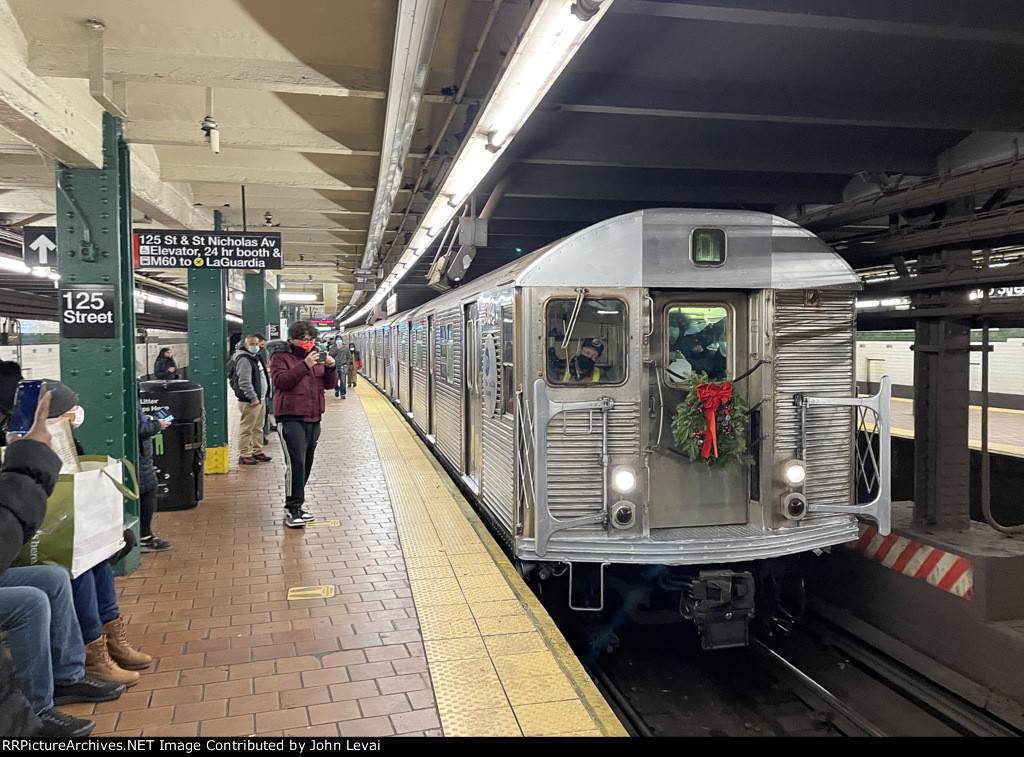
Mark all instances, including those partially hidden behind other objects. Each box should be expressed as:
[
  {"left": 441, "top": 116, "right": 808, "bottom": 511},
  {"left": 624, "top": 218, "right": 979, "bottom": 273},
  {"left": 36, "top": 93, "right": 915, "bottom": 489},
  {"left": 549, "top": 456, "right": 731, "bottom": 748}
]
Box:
[
  {"left": 546, "top": 297, "right": 627, "bottom": 385},
  {"left": 665, "top": 305, "right": 729, "bottom": 382}
]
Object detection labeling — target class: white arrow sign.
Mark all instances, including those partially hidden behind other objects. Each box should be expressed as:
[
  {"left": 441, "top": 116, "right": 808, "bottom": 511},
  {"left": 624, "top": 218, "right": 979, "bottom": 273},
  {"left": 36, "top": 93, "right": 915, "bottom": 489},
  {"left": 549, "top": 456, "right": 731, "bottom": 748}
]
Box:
[{"left": 29, "top": 234, "right": 56, "bottom": 266}]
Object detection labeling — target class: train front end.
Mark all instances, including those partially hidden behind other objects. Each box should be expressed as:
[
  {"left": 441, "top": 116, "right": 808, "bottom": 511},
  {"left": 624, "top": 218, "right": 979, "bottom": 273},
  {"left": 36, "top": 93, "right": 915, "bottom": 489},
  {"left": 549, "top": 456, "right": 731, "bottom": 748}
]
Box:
[{"left": 515, "top": 209, "right": 891, "bottom": 649}]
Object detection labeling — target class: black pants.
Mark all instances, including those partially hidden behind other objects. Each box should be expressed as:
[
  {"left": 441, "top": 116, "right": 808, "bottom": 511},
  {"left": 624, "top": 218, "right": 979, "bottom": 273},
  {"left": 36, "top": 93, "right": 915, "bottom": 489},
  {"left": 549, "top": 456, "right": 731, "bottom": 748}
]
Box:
[
  {"left": 278, "top": 420, "right": 321, "bottom": 514},
  {"left": 140, "top": 487, "right": 157, "bottom": 538}
]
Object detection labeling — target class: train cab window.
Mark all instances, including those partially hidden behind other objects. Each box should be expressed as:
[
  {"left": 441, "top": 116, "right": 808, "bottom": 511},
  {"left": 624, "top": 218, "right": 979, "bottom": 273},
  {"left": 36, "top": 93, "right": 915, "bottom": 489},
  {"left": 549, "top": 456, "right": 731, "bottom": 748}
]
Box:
[
  {"left": 545, "top": 297, "right": 627, "bottom": 386},
  {"left": 665, "top": 305, "right": 729, "bottom": 383}
]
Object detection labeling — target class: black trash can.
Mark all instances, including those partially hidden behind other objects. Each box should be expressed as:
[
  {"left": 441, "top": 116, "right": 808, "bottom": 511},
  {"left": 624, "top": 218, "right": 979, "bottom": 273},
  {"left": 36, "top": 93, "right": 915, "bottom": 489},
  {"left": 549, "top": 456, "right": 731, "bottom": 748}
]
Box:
[{"left": 139, "top": 379, "right": 205, "bottom": 512}]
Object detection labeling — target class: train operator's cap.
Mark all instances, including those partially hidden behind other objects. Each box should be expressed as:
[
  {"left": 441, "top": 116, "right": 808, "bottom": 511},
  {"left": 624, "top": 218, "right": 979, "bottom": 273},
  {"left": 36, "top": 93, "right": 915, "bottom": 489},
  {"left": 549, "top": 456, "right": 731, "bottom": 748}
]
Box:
[{"left": 582, "top": 337, "right": 605, "bottom": 356}]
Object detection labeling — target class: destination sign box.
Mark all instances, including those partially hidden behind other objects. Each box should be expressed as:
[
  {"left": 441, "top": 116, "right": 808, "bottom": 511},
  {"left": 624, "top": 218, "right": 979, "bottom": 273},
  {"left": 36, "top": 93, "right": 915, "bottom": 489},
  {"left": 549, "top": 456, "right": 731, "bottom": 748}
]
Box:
[{"left": 133, "top": 231, "right": 283, "bottom": 269}]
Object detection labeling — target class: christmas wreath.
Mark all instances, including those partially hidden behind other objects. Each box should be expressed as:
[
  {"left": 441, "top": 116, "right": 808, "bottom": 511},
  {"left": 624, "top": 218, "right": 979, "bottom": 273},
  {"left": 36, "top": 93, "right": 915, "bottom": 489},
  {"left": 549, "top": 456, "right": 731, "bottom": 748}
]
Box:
[{"left": 671, "top": 371, "right": 754, "bottom": 469}]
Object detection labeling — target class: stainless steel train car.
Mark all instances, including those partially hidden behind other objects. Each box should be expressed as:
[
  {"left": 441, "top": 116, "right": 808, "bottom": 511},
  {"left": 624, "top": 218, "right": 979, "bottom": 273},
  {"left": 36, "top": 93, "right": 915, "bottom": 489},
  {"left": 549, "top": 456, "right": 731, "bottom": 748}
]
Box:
[{"left": 348, "top": 209, "right": 891, "bottom": 649}]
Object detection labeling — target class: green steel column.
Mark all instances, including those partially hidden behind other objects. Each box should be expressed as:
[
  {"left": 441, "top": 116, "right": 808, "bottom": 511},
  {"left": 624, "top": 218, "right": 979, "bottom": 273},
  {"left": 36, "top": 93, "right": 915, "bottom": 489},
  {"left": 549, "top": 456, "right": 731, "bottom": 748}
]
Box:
[
  {"left": 188, "top": 210, "right": 229, "bottom": 473},
  {"left": 262, "top": 282, "right": 281, "bottom": 434},
  {"left": 265, "top": 284, "right": 280, "bottom": 339},
  {"left": 57, "top": 112, "right": 140, "bottom": 574},
  {"left": 242, "top": 271, "right": 267, "bottom": 338}
]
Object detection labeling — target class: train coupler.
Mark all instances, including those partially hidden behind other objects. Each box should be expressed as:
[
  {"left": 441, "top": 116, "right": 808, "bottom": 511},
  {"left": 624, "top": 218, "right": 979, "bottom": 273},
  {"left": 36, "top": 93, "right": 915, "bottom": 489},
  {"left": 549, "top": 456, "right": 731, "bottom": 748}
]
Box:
[{"left": 679, "top": 570, "right": 756, "bottom": 650}]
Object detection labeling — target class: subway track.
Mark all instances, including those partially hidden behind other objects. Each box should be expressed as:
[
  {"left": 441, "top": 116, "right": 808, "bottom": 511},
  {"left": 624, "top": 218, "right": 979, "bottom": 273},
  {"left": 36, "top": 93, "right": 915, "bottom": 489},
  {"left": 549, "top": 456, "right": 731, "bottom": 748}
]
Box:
[{"left": 558, "top": 601, "right": 1024, "bottom": 738}]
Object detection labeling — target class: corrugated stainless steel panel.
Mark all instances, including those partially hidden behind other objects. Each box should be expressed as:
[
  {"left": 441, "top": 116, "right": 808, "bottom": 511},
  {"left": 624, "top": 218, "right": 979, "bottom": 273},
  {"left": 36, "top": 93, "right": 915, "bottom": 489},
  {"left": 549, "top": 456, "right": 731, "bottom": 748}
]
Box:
[
  {"left": 544, "top": 402, "right": 641, "bottom": 534},
  {"left": 434, "top": 309, "right": 463, "bottom": 471},
  {"left": 412, "top": 318, "right": 429, "bottom": 430},
  {"left": 773, "top": 290, "right": 856, "bottom": 510},
  {"left": 398, "top": 324, "right": 410, "bottom": 410},
  {"left": 481, "top": 413, "right": 515, "bottom": 536}
]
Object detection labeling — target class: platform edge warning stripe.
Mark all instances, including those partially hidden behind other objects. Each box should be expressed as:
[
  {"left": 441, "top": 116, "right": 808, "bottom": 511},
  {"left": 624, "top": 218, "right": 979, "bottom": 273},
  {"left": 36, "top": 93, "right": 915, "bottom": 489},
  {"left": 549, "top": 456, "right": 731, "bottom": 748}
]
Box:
[
  {"left": 356, "top": 383, "right": 629, "bottom": 737},
  {"left": 848, "top": 524, "right": 974, "bottom": 600}
]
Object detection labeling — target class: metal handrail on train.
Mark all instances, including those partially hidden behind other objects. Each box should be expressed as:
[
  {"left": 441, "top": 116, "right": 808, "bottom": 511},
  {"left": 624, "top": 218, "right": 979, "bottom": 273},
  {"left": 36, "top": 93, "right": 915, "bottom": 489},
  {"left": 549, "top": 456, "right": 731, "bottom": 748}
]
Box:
[
  {"left": 531, "top": 378, "right": 614, "bottom": 557},
  {"left": 795, "top": 376, "right": 892, "bottom": 536},
  {"left": 515, "top": 388, "right": 538, "bottom": 534}
]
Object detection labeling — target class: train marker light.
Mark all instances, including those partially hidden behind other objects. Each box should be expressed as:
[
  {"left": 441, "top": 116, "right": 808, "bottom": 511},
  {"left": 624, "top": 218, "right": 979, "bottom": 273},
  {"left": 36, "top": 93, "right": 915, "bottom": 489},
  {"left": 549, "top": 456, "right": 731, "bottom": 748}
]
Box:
[
  {"left": 780, "top": 459, "right": 806, "bottom": 487},
  {"left": 611, "top": 466, "right": 637, "bottom": 494}
]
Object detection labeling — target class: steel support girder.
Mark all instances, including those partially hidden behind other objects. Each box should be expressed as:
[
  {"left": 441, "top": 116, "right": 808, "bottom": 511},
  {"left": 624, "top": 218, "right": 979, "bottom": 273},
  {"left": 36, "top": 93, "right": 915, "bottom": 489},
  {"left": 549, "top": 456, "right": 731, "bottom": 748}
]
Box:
[
  {"left": 913, "top": 317, "right": 971, "bottom": 532},
  {"left": 242, "top": 272, "right": 268, "bottom": 340},
  {"left": 56, "top": 113, "right": 141, "bottom": 573},
  {"left": 188, "top": 210, "right": 229, "bottom": 469}
]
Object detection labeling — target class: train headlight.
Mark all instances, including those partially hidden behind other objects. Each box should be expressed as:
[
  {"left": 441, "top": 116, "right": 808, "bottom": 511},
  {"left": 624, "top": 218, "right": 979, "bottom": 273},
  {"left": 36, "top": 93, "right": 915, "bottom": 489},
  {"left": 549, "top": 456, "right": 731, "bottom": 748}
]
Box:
[
  {"left": 611, "top": 466, "right": 638, "bottom": 494},
  {"left": 779, "top": 459, "right": 806, "bottom": 488}
]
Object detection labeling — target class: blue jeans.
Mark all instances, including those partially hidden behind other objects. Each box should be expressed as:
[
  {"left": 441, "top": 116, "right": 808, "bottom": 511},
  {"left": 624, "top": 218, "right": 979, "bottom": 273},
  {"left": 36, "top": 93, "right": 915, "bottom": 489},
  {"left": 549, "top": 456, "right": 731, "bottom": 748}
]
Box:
[
  {"left": 71, "top": 563, "right": 119, "bottom": 644},
  {"left": 0, "top": 565, "right": 85, "bottom": 713}
]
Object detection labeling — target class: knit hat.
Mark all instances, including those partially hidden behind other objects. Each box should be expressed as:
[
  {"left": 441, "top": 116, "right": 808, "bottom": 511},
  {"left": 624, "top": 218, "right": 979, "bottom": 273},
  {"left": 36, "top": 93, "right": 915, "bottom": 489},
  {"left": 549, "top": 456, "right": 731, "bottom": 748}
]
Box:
[
  {"left": 581, "top": 337, "right": 605, "bottom": 356},
  {"left": 40, "top": 379, "right": 80, "bottom": 418}
]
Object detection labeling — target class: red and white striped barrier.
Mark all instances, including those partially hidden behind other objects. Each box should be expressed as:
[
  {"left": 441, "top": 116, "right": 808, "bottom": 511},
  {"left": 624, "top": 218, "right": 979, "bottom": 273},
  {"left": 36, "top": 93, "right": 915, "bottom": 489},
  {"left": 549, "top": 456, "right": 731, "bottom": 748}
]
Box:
[{"left": 849, "top": 524, "right": 974, "bottom": 600}]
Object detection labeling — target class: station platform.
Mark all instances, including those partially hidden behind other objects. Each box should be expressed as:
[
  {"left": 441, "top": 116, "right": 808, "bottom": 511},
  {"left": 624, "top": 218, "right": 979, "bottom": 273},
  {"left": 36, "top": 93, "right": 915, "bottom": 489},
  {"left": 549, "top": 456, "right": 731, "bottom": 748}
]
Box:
[
  {"left": 60, "top": 384, "right": 626, "bottom": 737},
  {"left": 889, "top": 397, "right": 1024, "bottom": 458}
]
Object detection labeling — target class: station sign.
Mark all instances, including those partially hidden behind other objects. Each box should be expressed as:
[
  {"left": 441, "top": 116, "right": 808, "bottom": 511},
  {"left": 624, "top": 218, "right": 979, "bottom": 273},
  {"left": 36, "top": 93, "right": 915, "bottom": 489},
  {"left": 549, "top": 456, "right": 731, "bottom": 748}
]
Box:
[
  {"left": 354, "top": 267, "right": 376, "bottom": 291},
  {"left": 59, "top": 284, "right": 117, "bottom": 339},
  {"left": 311, "top": 319, "right": 335, "bottom": 330},
  {"left": 23, "top": 226, "right": 57, "bottom": 269},
  {"left": 133, "top": 231, "right": 283, "bottom": 269}
]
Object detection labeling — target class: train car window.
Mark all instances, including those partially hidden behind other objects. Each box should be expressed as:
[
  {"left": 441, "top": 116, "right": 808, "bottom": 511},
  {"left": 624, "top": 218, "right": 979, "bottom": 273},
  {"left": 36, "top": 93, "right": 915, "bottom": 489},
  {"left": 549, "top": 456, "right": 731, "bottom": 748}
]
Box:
[
  {"left": 501, "top": 305, "right": 514, "bottom": 415},
  {"left": 545, "top": 297, "right": 627, "bottom": 386},
  {"left": 438, "top": 325, "right": 449, "bottom": 382},
  {"left": 665, "top": 305, "right": 729, "bottom": 382},
  {"left": 691, "top": 227, "right": 726, "bottom": 266}
]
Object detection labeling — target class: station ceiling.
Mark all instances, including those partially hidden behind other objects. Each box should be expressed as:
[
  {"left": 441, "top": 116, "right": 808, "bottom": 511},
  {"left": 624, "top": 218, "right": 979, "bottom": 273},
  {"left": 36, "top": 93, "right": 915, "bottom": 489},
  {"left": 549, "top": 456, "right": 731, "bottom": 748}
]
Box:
[{"left": 0, "top": 0, "right": 1022, "bottom": 320}]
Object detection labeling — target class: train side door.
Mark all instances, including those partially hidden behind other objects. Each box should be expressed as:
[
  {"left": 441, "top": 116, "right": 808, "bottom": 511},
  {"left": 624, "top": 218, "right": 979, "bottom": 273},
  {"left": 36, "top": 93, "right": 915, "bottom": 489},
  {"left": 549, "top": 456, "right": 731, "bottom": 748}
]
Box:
[
  {"left": 407, "top": 320, "right": 413, "bottom": 411},
  {"left": 464, "top": 303, "right": 483, "bottom": 488},
  {"left": 647, "top": 291, "right": 749, "bottom": 528},
  {"left": 427, "top": 316, "right": 435, "bottom": 436}
]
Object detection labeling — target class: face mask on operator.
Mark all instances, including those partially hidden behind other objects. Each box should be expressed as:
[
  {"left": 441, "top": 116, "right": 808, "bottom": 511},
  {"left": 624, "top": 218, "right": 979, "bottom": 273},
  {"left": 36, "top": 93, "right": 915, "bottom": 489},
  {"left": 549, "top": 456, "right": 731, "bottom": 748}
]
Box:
[{"left": 247, "top": 345, "right": 260, "bottom": 354}]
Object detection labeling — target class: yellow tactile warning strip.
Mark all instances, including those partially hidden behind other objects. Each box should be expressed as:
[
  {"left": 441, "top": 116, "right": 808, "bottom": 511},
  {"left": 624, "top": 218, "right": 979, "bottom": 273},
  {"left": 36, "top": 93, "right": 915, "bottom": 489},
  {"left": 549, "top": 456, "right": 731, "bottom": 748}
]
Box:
[{"left": 357, "top": 384, "right": 628, "bottom": 738}]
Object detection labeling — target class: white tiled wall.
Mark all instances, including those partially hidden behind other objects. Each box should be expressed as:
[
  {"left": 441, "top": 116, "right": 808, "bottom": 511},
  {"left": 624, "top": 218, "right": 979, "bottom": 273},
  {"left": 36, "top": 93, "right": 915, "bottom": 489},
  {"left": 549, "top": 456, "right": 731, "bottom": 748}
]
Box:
[
  {"left": 856, "top": 338, "right": 1024, "bottom": 396},
  {"left": 1, "top": 331, "right": 189, "bottom": 381}
]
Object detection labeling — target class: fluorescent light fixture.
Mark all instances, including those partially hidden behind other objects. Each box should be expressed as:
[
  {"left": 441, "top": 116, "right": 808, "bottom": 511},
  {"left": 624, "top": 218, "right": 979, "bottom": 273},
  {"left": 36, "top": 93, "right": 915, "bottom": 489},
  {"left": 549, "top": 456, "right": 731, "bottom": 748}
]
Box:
[
  {"left": 0, "top": 256, "right": 30, "bottom": 274},
  {"left": 280, "top": 293, "right": 317, "bottom": 302},
  {"left": 856, "top": 300, "right": 881, "bottom": 309},
  {"left": 234, "top": 292, "right": 244, "bottom": 301},
  {"left": 342, "top": 0, "right": 612, "bottom": 326}
]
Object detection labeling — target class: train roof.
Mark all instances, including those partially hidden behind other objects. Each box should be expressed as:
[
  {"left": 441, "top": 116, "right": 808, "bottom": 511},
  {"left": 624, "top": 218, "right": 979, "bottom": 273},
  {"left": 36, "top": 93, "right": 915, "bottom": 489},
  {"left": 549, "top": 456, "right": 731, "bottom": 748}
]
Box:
[{"left": 360, "top": 209, "right": 859, "bottom": 328}]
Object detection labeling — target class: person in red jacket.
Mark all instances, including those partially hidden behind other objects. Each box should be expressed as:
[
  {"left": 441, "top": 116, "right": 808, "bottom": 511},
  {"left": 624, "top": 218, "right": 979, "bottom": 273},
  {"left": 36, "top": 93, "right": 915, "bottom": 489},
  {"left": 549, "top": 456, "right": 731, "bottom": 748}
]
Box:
[{"left": 268, "top": 321, "right": 338, "bottom": 528}]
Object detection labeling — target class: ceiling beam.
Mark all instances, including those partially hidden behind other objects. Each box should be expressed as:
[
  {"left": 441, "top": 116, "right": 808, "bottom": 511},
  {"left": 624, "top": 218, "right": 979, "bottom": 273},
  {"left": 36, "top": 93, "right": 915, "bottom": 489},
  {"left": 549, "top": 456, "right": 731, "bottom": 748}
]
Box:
[
  {"left": 0, "top": 1, "right": 103, "bottom": 168},
  {"left": 27, "top": 44, "right": 454, "bottom": 102},
  {"left": 161, "top": 163, "right": 377, "bottom": 192},
  {"left": 125, "top": 121, "right": 382, "bottom": 156},
  {"left": 795, "top": 159, "right": 1024, "bottom": 232},
  {"left": 614, "top": 0, "right": 1024, "bottom": 45}
]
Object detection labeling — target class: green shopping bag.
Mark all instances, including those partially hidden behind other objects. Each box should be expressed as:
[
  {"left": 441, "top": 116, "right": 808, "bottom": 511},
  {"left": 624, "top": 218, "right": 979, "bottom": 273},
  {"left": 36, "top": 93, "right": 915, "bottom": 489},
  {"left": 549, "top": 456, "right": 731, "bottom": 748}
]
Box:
[{"left": 16, "top": 456, "right": 139, "bottom": 578}]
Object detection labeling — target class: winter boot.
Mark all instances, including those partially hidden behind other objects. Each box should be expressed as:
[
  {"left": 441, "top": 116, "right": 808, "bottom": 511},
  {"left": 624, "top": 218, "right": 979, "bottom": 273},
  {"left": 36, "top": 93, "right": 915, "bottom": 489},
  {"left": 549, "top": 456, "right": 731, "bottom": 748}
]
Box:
[
  {"left": 84, "top": 636, "right": 140, "bottom": 687},
  {"left": 104, "top": 617, "right": 152, "bottom": 670}
]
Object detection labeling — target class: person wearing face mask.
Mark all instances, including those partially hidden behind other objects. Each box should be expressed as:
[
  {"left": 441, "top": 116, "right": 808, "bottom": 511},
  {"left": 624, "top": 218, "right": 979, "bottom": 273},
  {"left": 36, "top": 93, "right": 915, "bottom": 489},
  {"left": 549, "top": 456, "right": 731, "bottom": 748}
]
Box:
[
  {"left": 347, "top": 343, "right": 361, "bottom": 388},
  {"left": 327, "top": 337, "right": 348, "bottom": 399},
  {"left": 563, "top": 338, "right": 605, "bottom": 383},
  {"left": 230, "top": 335, "right": 272, "bottom": 466},
  {"left": 269, "top": 322, "right": 338, "bottom": 528},
  {"left": 137, "top": 401, "right": 171, "bottom": 553},
  {"left": 152, "top": 348, "right": 180, "bottom": 381}
]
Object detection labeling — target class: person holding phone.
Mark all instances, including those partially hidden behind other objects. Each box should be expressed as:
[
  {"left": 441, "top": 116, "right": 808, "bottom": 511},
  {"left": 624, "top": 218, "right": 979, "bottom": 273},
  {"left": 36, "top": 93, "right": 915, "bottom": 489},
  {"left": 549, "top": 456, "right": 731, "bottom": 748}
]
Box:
[
  {"left": 268, "top": 321, "right": 337, "bottom": 528},
  {"left": 137, "top": 402, "right": 170, "bottom": 553},
  {"left": 0, "top": 388, "right": 128, "bottom": 737}
]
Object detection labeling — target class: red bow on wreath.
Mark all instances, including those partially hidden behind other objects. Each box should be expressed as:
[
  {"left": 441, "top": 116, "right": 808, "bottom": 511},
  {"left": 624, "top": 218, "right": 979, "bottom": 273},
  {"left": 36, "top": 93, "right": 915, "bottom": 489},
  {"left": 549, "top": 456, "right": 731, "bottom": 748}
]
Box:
[{"left": 696, "top": 381, "right": 733, "bottom": 460}]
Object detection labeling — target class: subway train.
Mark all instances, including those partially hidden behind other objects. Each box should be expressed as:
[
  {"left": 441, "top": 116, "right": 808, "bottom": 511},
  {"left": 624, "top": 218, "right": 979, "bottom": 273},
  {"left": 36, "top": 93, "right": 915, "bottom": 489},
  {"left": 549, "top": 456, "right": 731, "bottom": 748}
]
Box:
[{"left": 348, "top": 209, "right": 891, "bottom": 650}]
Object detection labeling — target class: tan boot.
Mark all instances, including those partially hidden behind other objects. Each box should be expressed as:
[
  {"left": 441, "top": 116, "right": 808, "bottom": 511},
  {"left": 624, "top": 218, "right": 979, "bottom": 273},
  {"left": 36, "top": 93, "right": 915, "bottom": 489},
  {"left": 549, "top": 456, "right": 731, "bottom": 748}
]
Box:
[
  {"left": 104, "top": 616, "right": 152, "bottom": 671},
  {"left": 85, "top": 636, "right": 139, "bottom": 687}
]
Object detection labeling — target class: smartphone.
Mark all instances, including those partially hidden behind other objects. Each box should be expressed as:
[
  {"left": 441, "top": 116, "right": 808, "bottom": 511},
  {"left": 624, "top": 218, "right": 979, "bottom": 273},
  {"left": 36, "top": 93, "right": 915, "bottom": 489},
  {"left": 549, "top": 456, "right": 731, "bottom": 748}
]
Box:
[
  {"left": 154, "top": 408, "right": 172, "bottom": 420},
  {"left": 9, "top": 379, "right": 49, "bottom": 437},
  {"left": 316, "top": 351, "right": 327, "bottom": 364}
]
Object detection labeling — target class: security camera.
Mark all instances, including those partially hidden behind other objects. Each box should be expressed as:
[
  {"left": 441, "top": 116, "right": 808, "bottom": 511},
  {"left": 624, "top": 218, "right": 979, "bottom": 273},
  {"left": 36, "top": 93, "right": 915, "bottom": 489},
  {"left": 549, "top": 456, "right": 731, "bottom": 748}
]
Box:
[
  {"left": 200, "top": 116, "right": 220, "bottom": 154},
  {"left": 264, "top": 211, "right": 273, "bottom": 226}
]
